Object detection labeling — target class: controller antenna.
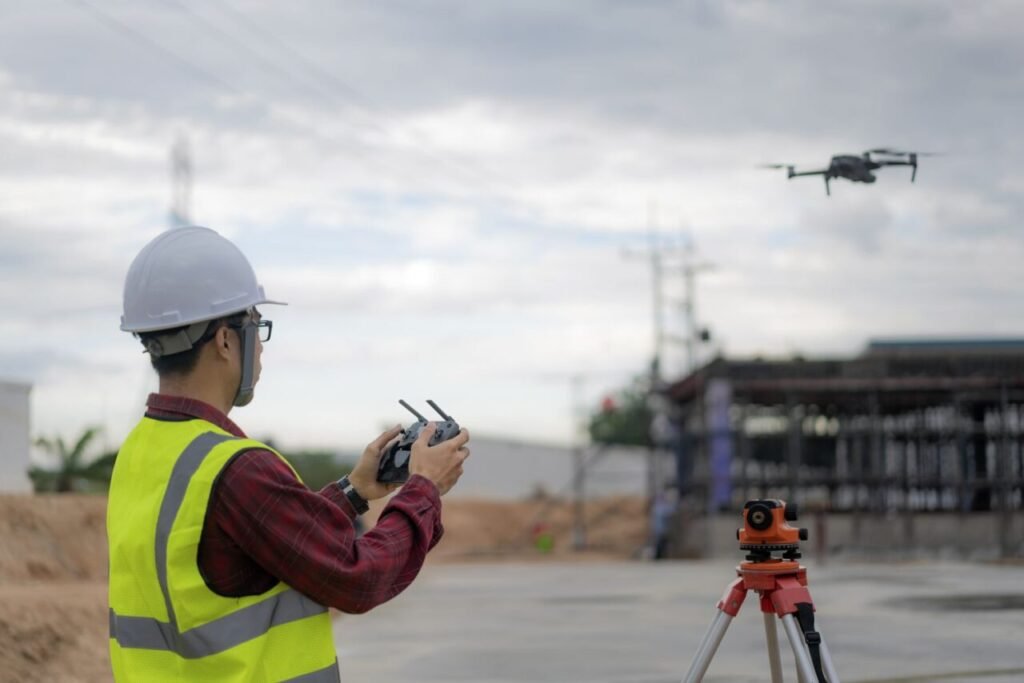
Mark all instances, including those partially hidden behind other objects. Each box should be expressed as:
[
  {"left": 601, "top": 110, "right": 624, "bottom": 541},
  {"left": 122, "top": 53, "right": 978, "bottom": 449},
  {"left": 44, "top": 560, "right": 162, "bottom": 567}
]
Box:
[
  {"left": 399, "top": 399, "right": 428, "bottom": 422},
  {"left": 425, "top": 399, "right": 451, "bottom": 421}
]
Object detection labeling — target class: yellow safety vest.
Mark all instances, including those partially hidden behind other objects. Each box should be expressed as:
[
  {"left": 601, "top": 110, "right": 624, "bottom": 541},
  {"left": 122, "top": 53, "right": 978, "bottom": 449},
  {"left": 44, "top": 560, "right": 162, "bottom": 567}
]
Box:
[{"left": 107, "top": 416, "right": 339, "bottom": 682}]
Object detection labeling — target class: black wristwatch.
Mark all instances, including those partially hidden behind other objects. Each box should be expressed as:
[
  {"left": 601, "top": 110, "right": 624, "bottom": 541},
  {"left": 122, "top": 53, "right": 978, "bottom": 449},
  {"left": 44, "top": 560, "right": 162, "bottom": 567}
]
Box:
[{"left": 337, "top": 475, "right": 369, "bottom": 515}]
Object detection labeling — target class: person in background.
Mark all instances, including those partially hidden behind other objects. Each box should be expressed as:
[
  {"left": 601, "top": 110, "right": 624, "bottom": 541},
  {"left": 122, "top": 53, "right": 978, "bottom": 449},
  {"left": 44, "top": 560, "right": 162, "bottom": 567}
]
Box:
[{"left": 650, "top": 485, "right": 679, "bottom": 560}]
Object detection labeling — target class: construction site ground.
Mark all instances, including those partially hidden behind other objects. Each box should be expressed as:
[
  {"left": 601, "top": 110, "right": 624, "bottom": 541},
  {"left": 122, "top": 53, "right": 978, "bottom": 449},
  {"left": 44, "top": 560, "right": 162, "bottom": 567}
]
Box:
[{"left": 3, "top": 495, "right": 1024, "bottom": 682}]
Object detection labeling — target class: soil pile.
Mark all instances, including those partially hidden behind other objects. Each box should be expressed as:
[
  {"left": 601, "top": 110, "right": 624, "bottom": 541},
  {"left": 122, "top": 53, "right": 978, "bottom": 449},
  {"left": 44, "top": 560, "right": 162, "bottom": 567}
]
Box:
[
  {"left": 0, "top": 493, "right": 647, "bottom": 682},
  {"left": 0, "top": 496, "right": 111, "bottom": 683}
]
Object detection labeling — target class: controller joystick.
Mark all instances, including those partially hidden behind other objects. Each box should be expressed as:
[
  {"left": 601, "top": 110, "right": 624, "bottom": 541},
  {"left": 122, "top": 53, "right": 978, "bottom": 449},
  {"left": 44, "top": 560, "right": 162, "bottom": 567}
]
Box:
[{"left": 376, "top": 399, "right": 461, "bottom": 484}]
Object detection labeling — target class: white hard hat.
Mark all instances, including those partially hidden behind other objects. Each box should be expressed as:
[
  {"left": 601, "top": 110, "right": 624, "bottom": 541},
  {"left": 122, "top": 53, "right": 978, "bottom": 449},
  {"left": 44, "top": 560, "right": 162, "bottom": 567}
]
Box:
[{"left": 121, "top": 226, "right": 285, "bottom": 333}]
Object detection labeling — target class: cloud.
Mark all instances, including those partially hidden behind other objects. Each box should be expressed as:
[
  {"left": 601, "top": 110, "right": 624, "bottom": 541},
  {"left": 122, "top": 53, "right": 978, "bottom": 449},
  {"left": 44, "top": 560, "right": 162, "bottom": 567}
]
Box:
[
  {"left": 798, "top": 196, "right": 895, "bottom": 254},
  {"left": 0, "top": 1, "right": 1022, "bottom": 447}
]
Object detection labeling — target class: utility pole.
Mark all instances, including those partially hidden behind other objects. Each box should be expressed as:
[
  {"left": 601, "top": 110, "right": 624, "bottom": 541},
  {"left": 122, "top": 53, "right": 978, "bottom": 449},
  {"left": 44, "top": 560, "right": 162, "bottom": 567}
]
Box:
[
  {"left": 624, "top": 215, "right": 717, "bottom": 510},
  {"left": 622, "top": 203, "right": 669, "bottom": 382},
  {"left": 622, "top": 204, "right": 675, "bottom": 507},
  {"left": 624, "top": 215, "right": 716, "bottom": 380},
  {"left": 534, "top": 370, "right": 629, "bottom": 552},
  {"left": 679, "top": 229, "right": 715, "bottom": 374},
  {"left": 170, "top": 135, "right": 192, "bottom": 229},
  {"left": 570, "top": 373, "right": 587, "bottom": 551}
]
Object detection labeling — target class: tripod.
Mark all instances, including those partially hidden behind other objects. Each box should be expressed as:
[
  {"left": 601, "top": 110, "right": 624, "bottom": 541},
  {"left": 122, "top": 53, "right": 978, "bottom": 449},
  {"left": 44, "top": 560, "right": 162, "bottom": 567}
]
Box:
[{"left": 682, "top": 558, "right": 840, "bottom": 683}]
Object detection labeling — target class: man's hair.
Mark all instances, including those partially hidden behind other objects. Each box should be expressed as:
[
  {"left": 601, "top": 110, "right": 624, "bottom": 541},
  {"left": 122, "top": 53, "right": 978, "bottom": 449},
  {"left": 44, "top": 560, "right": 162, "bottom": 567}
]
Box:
[{"left": 139, "top": 311, "right": 247, "bottom": 378}]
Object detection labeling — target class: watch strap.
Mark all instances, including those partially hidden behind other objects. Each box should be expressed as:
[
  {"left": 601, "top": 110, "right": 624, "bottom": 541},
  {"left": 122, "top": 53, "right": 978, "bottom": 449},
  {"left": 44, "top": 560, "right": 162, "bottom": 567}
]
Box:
[{"left": 338, "top": 475, "right": 369, "bottom": 515}]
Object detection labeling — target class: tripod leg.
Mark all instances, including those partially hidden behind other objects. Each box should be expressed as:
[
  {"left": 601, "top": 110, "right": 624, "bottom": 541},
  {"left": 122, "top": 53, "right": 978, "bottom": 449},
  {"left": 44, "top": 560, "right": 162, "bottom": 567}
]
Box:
[
  {"left": 818, "top": 635, "right": 840, "bottom": 683},
  {"left": 683, "top": 578, "right": 747, "bottom": 683},
  {"left": 682, "top": 611, "right": 734, "bottom": 683},
  {"left": 780, "top": 614, "right": 820, "bottom": 683},
  {"left": 762, "top": 612, "right": 785, "bottom": 683}
]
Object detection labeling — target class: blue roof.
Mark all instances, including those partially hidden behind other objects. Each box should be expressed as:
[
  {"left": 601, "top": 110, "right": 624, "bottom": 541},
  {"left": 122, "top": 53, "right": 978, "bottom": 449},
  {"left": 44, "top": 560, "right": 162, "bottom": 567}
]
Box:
[{"left": 867, "top": 338, "right": 1024, "bottom": 351}]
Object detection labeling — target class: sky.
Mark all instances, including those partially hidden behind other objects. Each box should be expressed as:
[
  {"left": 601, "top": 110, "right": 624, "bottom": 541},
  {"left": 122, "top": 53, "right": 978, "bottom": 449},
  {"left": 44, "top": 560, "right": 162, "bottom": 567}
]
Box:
[{"left": 1, "top": 0, "right": 1022, "bottom": 454}]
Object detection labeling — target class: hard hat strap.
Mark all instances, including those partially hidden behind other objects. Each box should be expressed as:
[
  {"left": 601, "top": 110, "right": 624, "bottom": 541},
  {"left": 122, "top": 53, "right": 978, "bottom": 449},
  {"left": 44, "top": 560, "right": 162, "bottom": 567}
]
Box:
[{"left": 233, "top": 322, "right": 258, "bottom": 407}]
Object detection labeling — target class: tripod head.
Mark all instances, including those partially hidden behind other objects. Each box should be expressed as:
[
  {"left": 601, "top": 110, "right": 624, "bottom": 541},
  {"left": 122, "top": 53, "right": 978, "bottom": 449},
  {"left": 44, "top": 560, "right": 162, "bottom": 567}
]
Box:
[{"left": 737, "top": 499, "right": 809, "bottom": 562}]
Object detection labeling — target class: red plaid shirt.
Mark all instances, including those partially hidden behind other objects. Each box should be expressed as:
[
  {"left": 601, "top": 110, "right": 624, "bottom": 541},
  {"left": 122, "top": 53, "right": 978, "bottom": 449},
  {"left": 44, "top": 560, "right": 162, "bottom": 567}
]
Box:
[{"left": 144, "top": 393, "right": 444, "bottom": 614}]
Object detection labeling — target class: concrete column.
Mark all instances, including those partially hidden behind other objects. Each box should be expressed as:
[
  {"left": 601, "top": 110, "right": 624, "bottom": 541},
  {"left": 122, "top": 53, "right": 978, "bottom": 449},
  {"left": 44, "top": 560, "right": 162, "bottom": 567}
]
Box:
[
  {"left": 0, "top": 380, "right": 32, "bottom": 493},
  {"left": 786, "top": 393, "right": 800, "bottom": 504}
]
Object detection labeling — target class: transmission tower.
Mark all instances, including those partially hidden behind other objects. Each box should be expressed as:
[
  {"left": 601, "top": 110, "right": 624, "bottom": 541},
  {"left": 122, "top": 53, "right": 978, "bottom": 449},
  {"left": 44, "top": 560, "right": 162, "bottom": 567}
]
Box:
[{"left": 169, "top": 135, "right": 193, "bottom": 228}]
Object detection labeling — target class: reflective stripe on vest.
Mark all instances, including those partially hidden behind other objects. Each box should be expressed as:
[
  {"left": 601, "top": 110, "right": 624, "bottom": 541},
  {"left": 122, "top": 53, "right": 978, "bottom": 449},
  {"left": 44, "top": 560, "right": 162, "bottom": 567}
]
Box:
[{"left": 108, "top": 423, "right": 339, "bottom": 682}]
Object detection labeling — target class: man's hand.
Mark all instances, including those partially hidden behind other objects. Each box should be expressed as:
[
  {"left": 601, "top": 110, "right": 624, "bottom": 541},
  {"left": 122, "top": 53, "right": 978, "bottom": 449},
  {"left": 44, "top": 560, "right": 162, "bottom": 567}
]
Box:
[
  {"left": 408, "top": 423, "right": 471, "bottom": 496},
  {"left": 348, "top": 425, "right": 404, "bottom": 501}
]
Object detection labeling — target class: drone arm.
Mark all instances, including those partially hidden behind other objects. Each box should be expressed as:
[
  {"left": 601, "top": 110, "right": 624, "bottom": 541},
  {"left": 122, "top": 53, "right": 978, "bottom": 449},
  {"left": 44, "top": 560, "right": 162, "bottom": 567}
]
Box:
[
  {"left": 871, "top": 152, "right": 920, "bottom": 182},
  {"left": 789, "top": 168, "right": 830, "bottom": 178}
]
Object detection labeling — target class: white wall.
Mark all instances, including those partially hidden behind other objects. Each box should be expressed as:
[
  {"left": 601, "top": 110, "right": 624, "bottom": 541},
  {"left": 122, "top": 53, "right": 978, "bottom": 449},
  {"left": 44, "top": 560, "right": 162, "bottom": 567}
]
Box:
[
  {"left": 0, "top": 380, "right": 32, "bottom": 492},
  {"left": 448, "top": 435, "right": 657, "bottom": 500}
]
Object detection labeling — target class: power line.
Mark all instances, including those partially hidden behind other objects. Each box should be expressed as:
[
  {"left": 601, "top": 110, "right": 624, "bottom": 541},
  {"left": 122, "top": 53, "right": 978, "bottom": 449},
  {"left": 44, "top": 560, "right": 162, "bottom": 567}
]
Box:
[
  {"left": 64, "top": 0, "right": 609, "bottom": 240},
  {"left": 153, "top": 0, "right": 515, "bottom": 198},
  {"left": 210, "top": 0, "right": 397, "bottom": 125},
  {"left": 159, "top": 0, "right": 365, "bottom": 119},
  {"left": 67, "top": 0, "right": 241, "bottom": 96},
  {"left": 156, "top": 0, "right": 416, "bottom": 182},
  {"left": 205, "top": 0, "right": 515, "bottom": 195},
  {"left": 66, "top": 0, "right": 442, "bottom": 191}
]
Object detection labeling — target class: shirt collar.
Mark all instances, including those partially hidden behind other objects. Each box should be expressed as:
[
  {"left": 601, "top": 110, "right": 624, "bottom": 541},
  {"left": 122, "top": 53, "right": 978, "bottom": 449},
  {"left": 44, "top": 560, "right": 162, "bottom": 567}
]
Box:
[{"left": 145, "top": 393, "right": 247, "bottom": 438}]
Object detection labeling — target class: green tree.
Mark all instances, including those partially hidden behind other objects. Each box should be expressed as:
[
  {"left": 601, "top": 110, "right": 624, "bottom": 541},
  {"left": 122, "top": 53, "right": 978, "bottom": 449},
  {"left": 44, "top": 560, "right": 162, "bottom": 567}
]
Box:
[
  {"left": 262, "top": 438, "right": 356, "bottom": 490},
  {"left": 29, "top": 426, "right": 118, "bottom": 493},
  {"left": 286, "top": 450, "right": 355, "bottom": 490},
  {"left": 588, "top": 379, "right": 653, "bottom": 447}
]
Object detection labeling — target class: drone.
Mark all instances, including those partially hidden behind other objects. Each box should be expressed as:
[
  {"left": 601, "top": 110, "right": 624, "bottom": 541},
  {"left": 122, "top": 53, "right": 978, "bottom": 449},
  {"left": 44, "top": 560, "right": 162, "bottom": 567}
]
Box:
[{"left": 761, "top": 148, "right": 939, "bottom": 196}]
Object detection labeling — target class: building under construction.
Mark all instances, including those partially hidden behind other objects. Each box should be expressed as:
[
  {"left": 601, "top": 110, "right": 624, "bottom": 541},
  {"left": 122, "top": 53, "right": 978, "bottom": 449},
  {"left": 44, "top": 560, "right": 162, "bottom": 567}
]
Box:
[{"left": 662, "top": 339, "right": 1024, "bottom": 558}]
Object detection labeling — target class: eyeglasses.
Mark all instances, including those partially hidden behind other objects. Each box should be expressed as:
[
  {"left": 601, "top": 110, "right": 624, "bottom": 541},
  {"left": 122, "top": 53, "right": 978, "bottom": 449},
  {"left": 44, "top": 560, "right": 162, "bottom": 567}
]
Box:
[
  {"left": 229, "top": 318, "right": 273, "bottom": 343},
  {"left": 255, "top": 319, "right": 273, "bottom": 343}
]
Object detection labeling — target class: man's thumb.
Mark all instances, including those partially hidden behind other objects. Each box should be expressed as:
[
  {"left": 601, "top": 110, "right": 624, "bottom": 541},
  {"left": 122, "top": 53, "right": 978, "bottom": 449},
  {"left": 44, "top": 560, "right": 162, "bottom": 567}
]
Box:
[{"left": 415, "top": 422, "right": 437, "bottom": 444}]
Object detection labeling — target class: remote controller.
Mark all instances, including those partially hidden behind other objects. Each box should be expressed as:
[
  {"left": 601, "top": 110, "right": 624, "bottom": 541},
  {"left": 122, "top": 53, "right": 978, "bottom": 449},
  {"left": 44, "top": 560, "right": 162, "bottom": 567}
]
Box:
[{"left": 376, "top": 399, "right": 461, "bottom": 484}]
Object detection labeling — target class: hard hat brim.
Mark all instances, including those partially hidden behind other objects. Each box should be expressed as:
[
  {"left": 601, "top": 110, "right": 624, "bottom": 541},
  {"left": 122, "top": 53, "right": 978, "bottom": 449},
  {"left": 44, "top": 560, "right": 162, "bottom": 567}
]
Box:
[{"left": 121, "top": 298, "right": 288, "bottom": 333}]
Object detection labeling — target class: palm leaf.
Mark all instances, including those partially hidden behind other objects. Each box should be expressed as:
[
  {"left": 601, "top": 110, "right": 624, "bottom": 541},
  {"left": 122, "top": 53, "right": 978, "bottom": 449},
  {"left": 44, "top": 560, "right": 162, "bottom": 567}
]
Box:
[
  {"left": 28, "top": 426, "right": 117, "bottom": 494},
  {"left": 80, "top": 451, "right": 118, "bottom": 482}
]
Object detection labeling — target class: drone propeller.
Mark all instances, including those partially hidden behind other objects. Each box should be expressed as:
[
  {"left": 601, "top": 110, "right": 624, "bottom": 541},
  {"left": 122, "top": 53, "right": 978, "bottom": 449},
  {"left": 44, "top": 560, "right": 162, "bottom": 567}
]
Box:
[
  {"left": 867, "top": 148, "right": 942, "bottom": 157},
  {"left": 757, "top": 163, "right": 797, "bottom": 179}
]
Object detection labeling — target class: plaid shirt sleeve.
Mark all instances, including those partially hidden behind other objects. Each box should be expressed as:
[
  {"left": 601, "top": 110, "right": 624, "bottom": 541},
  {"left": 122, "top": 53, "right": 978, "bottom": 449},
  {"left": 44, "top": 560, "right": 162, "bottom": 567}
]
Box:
[{"left": 207, "top": 448, "right": 444, "bottom": 614}]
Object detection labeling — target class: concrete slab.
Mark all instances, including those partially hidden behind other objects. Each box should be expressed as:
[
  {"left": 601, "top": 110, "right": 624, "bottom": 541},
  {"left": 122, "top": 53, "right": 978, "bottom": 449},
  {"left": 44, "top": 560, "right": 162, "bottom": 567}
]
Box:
[{"left": 333, "top": 559, "right": 1024, "bottom": 683}]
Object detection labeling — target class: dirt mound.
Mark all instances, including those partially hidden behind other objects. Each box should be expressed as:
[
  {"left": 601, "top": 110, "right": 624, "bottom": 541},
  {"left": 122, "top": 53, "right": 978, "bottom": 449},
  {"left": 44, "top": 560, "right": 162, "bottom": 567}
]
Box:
[
  {"left": 0, "top": 583, "right": 110, "bottom": 683},
  {"left": 0, "top": 495, "right": 108, "bottom": 582},
  {"left": 426, "top": 495, "right": 648, "bottom": 561},
  {"left": 0, "top": 493, "right": 648, "bottom": 682}
]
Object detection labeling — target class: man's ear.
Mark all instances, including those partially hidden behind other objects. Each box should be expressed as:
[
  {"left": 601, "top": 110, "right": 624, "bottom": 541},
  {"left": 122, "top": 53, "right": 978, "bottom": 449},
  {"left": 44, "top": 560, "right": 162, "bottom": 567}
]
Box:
[{"left": 214, "top": 325, "right": 233, "bottom": 359}]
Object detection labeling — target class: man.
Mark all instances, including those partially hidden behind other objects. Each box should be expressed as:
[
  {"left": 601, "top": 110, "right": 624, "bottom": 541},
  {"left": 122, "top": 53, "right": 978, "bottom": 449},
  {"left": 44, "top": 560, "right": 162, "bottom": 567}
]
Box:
[{"left": 107, "top": 226, "right": 470, "bottom": 682}]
